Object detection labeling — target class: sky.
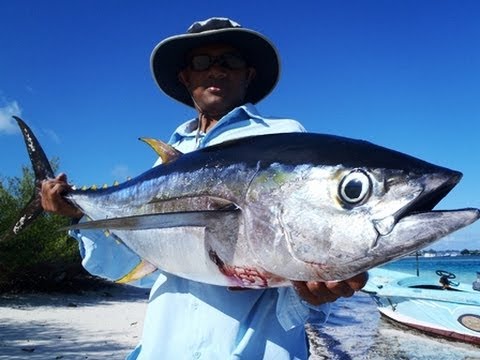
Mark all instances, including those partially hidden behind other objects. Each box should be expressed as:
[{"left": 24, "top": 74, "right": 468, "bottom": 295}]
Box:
[{"left": 1, "top": 0, "right": 479, "bottom": 250}]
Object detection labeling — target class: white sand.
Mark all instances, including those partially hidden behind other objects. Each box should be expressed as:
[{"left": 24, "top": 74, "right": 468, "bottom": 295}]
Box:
[
  {"left": 0, "top": 285, "right": 148, "bottom": 360},
  {"left": 3, "top": 287, "right": 478, "bottom": 359}
]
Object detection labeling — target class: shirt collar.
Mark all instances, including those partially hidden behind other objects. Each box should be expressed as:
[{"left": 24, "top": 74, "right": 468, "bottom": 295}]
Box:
[{"left": 168, "top": 103, "right": 265, "bottom": 142}]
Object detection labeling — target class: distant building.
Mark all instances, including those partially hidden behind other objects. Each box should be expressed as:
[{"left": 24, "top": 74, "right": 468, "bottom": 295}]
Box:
[{"left": 444, "top": 251, "right": 460, "bottom": 257}]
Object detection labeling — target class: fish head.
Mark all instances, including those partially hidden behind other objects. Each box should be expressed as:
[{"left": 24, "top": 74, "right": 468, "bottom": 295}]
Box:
[{"left": 246, "top": 134, "right": 479, "bottom": 281}]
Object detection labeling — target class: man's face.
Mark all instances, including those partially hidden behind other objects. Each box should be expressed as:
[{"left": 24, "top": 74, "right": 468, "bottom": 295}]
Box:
[{"left": 179, "top": 44, "right": 256, "bottom": 116}]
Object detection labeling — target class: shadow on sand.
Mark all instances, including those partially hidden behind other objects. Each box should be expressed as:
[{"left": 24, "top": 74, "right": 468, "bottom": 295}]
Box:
[{"left": 0, "top": 284, "right": 148, "bottom": 359}]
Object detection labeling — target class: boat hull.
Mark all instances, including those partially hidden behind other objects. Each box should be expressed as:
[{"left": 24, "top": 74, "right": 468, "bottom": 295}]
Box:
[{"left": 365, "top": 268, "right": 480, "bottom": 345}]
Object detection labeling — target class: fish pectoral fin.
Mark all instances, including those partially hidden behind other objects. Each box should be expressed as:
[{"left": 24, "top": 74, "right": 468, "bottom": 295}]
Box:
[
  {"left": 208, "top": 197, "right": 238, "bottom": 211},
  {"left": 116, "top": 259, "right": 158, "bottom": 284},
  {"left": 62, "top": 209, "right": 240, "bottom": 231},
  {"left": 147, "top": 196, "right": 238, "bottom": 213}
]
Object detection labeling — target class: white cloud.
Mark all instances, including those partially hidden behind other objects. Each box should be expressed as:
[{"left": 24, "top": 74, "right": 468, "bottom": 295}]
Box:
[
  {"left": 111, "top": 164, "right": 131, "bottom": 181},
  {"left": 44, "top": 128, "right": 61, "bottom": 144},
  {"left": 432, "top": 226, "right": 480, "bottom": 250},
  {"left": 0, "top": 101, "right": 21, "bottom": 134}
]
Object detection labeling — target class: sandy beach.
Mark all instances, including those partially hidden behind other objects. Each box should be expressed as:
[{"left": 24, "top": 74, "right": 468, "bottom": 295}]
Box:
[
  {"left": 2, "top": 284, "right": 479, "bottom": 360},
  {"left": 0, "top": 285, "right": 149, "bottom": 360}
]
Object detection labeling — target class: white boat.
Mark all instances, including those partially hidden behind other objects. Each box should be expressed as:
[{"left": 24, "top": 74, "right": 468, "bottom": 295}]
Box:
[{"left": 364, "top": 268, "right": 480, "bottom": 345}]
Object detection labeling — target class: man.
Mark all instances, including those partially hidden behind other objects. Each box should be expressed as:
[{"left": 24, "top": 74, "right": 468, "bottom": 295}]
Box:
[{"left": 41, "top": 18, "right": 367, "bottom": 359}]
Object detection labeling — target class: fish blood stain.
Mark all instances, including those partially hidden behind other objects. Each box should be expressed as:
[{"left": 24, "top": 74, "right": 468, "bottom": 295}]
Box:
[{"left": 208, "top": 250, "right": 268, "bottom": 287}]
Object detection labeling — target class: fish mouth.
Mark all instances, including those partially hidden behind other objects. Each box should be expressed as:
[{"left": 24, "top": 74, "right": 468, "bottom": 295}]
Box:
[
  {"left": 372, "top": 170, "right": 479, "bottom": 256},
  {"left": 373, "top": 170, "right": 463, "bottom": 238},
  {"left": 405, "top": 171, "right": 462, "bottom": 214}
]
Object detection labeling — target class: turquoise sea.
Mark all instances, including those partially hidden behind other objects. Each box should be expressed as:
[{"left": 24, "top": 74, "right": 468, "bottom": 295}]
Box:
[
  {"left": 381, "top": 255, "right": 480, "bottom": 285},
  {"left": 309, "top": 256, "right": 480, "bottom": 360}
]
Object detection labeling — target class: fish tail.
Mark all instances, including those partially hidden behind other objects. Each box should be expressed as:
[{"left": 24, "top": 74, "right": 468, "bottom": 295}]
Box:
[{"left": 1, "top": 117, "right": 54, "bottom": 241}]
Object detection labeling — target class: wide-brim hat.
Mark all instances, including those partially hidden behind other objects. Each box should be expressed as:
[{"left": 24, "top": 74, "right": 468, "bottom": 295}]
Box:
[{"left": 150, "top": 17, "right": 280, "bottom": 107}]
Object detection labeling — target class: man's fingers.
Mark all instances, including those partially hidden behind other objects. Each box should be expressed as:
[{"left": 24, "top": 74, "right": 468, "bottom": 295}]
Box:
[
  {"left": 344, "top": 272, "right": 369, "bottom": 291},
  {"left": 324, "top": 281, "right": 355, "bottom": 298},
  {"left": 292, "top": 281, "right": 338, "bottom": 305},
  {"left": 56, "top": 173, "right": 68, "bottom": 182},
  {"left": 291, "top": 273, "right": 369, "bottom": 306},
  {"left": 40, "top": 177, "right": 82, "bottom": 218},
  {"left": 51, "top": 182, "right": 71, "bottom": 196}
]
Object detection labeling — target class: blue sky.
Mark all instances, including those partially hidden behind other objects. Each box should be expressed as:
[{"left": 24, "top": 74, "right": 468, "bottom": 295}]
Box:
[{"left": 1, "top": 1, "right": 479, "bottom": 250}]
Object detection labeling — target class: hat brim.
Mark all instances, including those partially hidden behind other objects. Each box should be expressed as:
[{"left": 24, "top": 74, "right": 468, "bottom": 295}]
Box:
[{"left": 150, "top": 27, "right": 280, "bottom": 107}]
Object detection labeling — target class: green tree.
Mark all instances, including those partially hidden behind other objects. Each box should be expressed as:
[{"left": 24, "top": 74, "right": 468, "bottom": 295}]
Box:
[{"left": 0, "top": 161, "right": 85, "bottom": 292}]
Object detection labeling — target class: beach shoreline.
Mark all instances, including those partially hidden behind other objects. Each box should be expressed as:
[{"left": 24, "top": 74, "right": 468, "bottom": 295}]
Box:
[
  {"left": 0, "top": 284, "right": 149, "bottom": 360},
  {"left": 2, "top": 283, "right": 479, "bottom": 360}
]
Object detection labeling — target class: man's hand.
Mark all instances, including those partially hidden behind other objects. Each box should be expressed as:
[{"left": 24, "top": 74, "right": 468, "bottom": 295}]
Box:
[
  {"left": 292, "top": 272, "right": 368, "bottom": 305},
  {"left": 41, "top": 173, "right": 83, "bottom": 219}
]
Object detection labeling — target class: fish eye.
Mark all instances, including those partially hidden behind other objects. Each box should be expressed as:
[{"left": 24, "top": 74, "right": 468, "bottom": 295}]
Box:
[{"left": 338, "top": 169, "right": 371, "bottom": 205}]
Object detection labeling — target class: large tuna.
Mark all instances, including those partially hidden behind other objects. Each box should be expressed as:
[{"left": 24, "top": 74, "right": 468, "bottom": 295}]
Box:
[{"left": 5, "top": 117, "right": 479, "bottom": 288}]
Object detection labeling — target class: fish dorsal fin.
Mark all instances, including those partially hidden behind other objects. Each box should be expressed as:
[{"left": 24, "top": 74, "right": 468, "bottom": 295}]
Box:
[
  {"left": 62, "top": 209, "right": 239, "bottom": 231},
  {"left": 139, "top": 137, "right": 183, "bottom": 164}
]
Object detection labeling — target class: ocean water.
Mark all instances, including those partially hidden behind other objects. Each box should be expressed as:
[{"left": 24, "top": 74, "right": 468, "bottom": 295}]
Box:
[
  {"left": 381, "top": 255, "right": 480, "bottom": 285},
  {"left": 308, "top": 256, "right": 480, "bottom": 360}
]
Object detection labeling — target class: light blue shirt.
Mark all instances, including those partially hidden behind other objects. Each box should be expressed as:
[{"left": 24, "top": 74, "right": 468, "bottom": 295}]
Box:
[{"left": 72, "top": 104, "right": 331, "bottom": 360}]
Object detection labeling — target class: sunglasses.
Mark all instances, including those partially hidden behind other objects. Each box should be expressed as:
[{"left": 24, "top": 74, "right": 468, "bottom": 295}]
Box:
[{"left": 189, "top": 53, "right": 247, "bottom": 71}]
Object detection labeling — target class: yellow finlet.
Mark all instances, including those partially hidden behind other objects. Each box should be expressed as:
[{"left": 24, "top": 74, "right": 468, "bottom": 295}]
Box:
[
  {"left": 116, "top": 259, "right": 158, "bottom": 284},
  {"left": 139, "top": 137, "right": 183, "bottom": 164}
]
